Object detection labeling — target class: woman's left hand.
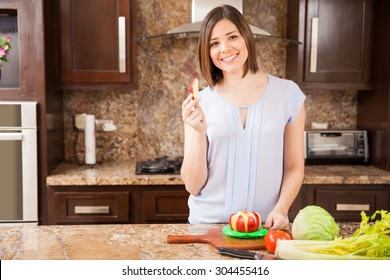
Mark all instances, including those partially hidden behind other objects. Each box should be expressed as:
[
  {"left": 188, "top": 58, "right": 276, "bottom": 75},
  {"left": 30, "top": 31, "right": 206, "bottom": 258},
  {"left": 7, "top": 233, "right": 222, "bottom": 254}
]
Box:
[{"left": 264, "top": 210, "right": 290, "bottom": 231}]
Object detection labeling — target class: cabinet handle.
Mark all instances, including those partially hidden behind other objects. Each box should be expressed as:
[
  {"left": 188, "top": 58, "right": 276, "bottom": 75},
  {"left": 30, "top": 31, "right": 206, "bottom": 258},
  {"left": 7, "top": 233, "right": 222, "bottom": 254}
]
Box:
[
  {"left": 336, "top": 204, "right": 370, "bottom": 211},
  {"left": 0, "top": 132, "right": 23, "bottom": 141},
  {"left": 310, "top": 17, "right": 319, "bottom": 73},
  {"left": 118, "top": 16, "right": 126, "bottom": 73},
  {"left": 74, "top": 206, "right": 110, "bottom": 214}
]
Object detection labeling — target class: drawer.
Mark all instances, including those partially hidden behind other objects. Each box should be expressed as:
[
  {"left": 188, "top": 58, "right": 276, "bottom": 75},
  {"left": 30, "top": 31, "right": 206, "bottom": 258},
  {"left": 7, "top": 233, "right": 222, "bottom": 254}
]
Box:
[
  {"left": 52, "top": 191, "right": 130, "bottom": 224},
  {"left": 143, "top": 190, "right": 189, "bottom": 223},
  {"left": 314, "top": 189, "right": 389, "bottom": 222}
]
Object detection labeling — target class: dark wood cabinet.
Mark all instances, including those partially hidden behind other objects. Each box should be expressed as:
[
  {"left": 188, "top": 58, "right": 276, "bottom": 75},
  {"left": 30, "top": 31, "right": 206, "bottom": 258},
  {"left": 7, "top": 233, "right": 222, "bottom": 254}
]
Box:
[
  {"left": 57, "top": 0, "right": 137, "bottom": 89},
  {"left": 0, "top": 0, "right": 66, "bottom": 225},
  {"left": 141, "top": 188, "right": 189, "bottom": 223},
  {"left": 286, "top": 0, "right": 374, "bottom": 90},
  {"left": 0, "top": 0, "right": 46, "bottom": 100},
  {"left": 357, "top": 0, "right": 390, "bottom": 171},
  {"left": 47, "top": 185, "right": 189, "bottom": 225},
  {"left": 289, "top": 184, "right": 390, "bottom": 222}
]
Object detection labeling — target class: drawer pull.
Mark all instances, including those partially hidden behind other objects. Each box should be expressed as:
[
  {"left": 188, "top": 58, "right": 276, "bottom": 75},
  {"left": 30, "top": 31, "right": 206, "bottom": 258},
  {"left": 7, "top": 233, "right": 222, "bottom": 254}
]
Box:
[
  {"left": 74, "top": 206, "right": 110, "bottom": 214},
  {"left": 0, "top": 132, "right": 23, "bottom": 141},
  {"left": 310, "top": 17, "right": 319, "bottom": 73},
  {"left": 118, "top": 16, "right": 126, "bottom": 73},
  {"left": 336, "top": 204, "right": 370, "bottom": 211}
]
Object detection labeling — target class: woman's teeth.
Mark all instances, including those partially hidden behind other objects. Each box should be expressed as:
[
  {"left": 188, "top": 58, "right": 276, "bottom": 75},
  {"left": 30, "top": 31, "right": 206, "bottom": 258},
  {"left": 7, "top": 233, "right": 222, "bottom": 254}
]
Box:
[{"left": 222, "top": 54, "right": 237, "bottom": 62}]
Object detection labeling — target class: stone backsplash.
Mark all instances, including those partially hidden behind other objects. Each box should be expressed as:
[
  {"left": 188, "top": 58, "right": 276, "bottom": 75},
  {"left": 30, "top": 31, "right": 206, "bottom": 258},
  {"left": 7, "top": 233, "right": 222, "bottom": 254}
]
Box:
[{"left": 63, "top": 0, "right": 357, "bottom": 163}]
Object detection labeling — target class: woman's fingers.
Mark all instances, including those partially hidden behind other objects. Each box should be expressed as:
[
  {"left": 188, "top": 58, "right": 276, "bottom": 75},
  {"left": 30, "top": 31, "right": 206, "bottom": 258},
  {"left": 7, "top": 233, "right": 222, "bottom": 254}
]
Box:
[
  {"left": 182, "top": 96, "right": 201, "bottom": 122},
  {"left": 186, "top": 108, "right": 203, "bottom": 123}
]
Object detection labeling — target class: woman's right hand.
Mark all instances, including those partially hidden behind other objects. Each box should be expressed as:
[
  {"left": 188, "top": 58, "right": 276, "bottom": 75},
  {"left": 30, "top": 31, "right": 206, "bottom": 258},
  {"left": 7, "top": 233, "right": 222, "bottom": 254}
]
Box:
[
  {"left": 181, "top": 94, "right": 207, "bottom": 133},
  {"left": 181, "top": 94, "right": 209, "bottom": 195}
]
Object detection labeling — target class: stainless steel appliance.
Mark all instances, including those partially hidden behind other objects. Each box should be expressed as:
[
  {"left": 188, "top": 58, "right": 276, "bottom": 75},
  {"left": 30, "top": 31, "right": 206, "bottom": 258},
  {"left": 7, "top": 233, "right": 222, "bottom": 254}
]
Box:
[
  {"left": 0, "top": 101, "right": 38, "bottom": 223},
  {"left": 136, "top": 156, "right": 183, "bottom": 175},
  {"left": 304, "top": 130, "right": 369, "bottom": 164},
  {"left": 166, "top": 0, "right": 270, "bottom": 38}
]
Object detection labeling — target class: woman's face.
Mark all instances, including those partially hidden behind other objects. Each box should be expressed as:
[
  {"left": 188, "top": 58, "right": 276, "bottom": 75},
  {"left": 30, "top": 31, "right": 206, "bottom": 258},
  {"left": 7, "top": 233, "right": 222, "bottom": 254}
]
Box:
[{"left": 209, "top": 19, "right": 248, "bottom": 76}]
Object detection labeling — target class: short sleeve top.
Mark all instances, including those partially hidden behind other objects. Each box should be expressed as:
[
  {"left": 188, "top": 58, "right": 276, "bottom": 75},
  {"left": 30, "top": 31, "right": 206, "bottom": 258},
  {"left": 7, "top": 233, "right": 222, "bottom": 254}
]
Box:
[{"left": 187, "top": 74, "right": 306, "bottom": 224}]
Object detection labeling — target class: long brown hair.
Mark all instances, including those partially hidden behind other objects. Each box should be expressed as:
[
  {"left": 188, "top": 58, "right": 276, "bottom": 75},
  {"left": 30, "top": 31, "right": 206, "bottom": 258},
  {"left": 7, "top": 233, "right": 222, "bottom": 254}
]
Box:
[{"left": 198, "top": 5, "right": 259, "bottom": 86}]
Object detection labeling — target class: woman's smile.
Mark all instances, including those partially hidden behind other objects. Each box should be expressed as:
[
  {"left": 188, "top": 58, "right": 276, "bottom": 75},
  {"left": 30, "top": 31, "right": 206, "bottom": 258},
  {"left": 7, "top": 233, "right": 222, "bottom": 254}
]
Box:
[
  {"left": 221, "top": 53, "right": 238, "bottom": 63},
  {"left": 209, "top": 19, "right": 248, "bottom": 75}
]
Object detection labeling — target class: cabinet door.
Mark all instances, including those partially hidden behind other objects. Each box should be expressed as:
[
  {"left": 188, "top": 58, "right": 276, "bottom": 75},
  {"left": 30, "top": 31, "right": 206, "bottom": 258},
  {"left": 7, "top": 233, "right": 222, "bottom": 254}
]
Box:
[
  {"left": 142, "top": 190, "right": 189, "bottom": 223},
  {"left": 59, "top": 0, "right": 136, "bottom": 89},
  {"left": 287, "top": 0, "right": 373, "bottom": 89},
  {"left": 357, "top": 0, "right": 390, "bottom": 171},
  {"left": 0, "top": 0, "right": 45, "bottom": 100},
  {"left": 288, "top": 185, "right": 308, "bottom": 222}
]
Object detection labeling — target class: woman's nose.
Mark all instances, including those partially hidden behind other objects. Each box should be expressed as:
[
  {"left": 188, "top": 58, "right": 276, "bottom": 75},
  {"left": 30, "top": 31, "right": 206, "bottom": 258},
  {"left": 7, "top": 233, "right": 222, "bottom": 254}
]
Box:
[{"left": 220, "top": 40, "right": 231, "bottom": 52}]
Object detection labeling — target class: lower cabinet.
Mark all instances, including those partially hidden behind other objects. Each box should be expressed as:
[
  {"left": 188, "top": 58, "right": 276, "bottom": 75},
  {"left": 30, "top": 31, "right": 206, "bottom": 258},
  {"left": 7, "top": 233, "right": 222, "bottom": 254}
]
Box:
[
  {"left": 47, "top": 185, "right": 189, "bottom": 225},
  {"left": 289, "top": 184, "right": 390, "bottom": 222},
  {"left": 141, "top": 188, "right": 189, "bottom": 223},
  {"left": 49, "top": 183, "right": 389, "bottom": 224}
]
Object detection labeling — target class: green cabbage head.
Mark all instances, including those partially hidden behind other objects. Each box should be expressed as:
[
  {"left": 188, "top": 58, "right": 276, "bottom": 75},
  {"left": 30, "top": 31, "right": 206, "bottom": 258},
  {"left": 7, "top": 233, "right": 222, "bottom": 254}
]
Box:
[{"left": 292, "top": 205, "right": 340, "bottom": 240}]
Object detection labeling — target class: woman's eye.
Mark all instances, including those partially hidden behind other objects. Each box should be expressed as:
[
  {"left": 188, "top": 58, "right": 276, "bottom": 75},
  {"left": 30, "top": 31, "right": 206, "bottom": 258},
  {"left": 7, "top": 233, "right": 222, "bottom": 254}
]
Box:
[
  {"left": 229, "top": 35, "right": 238, "bottom": 40},
  {"left": 210, "top": 41, "right": 219, "bottom": 47}
]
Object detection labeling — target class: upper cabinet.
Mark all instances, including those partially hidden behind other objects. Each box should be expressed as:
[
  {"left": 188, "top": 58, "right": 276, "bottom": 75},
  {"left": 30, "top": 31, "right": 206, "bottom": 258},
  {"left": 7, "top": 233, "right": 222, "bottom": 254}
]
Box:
[
  {"left": 286, "top": 0, "right": 374, "bottom": 90},
  {"left": 357, "top": 0, "right": 390, "bottom": 171},
  {"left": 56, "top": 0, "right": 137, "bottom": 90},
  {"left": 0, "top": 0, "right": 45, "bottom": 101}
]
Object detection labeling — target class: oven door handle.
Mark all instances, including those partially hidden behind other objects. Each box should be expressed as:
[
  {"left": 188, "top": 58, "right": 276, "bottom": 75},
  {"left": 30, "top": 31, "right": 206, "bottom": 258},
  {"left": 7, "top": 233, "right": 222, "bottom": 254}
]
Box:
[{"left": 0, "top": 132, "right": 23, "bottom": 141}]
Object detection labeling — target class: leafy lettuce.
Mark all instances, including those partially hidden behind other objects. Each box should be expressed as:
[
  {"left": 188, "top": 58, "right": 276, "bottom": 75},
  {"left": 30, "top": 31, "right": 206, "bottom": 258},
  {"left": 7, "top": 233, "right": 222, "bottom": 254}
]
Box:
[{"left": 292, "top": 205, "right": 339, "bottom": 240}]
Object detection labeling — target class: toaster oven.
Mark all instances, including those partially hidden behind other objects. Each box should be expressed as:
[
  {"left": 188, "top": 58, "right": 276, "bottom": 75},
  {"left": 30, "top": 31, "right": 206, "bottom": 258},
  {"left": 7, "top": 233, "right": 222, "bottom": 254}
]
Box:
[{"left": 304, "top": 130, "right": 369, "bottom": 164}]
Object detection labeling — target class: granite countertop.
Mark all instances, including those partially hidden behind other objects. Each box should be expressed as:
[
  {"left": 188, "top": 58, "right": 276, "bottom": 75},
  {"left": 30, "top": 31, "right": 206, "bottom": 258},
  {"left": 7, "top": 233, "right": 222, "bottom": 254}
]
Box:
[
  {"left": 0, "top": 223, "right": 359, "bottom": 260},
  {"left": 46, "top": 160, "right": 390, "bottom": 186},
  {"left": 46, "top": 160, "right": 183, "bottom": 186}
]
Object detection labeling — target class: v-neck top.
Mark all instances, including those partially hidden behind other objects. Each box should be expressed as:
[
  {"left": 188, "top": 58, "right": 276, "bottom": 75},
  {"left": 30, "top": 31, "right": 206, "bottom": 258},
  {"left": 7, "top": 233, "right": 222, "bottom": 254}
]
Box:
[{"left": 187, "top": 74, "right": 306, "bottom": 224}]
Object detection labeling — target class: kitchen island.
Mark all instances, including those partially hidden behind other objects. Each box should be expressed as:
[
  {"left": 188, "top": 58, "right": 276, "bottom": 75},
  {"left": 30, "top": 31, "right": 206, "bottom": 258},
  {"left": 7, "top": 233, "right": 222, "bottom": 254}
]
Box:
[{"left": 0, "top": 223, "right": 359, "bottom": 260}]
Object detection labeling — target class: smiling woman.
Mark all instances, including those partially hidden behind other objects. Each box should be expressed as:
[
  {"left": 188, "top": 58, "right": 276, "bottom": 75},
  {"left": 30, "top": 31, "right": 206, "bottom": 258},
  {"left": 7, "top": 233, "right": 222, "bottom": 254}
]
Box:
[
  {"left": 198, "top": 6, "right": 258, "bottom": 87},
  {"left": 180, "top": 5, "right": 306, "bottom": 230},
  {"left": 208, "top": 19, "right": 248, "bottom": 77}
]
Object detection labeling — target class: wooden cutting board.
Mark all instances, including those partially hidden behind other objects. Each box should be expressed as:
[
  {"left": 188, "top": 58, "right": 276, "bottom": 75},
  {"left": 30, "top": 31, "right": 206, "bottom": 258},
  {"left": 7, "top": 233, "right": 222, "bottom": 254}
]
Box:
[{"left": 167, "top": 228, "right": 266, "bottom": 250}]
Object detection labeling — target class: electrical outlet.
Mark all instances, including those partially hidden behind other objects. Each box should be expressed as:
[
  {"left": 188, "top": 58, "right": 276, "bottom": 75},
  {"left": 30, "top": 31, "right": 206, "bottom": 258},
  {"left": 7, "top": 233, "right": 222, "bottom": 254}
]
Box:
[{"left": 95, "top": 119, "right": 117, "bottom": 131}]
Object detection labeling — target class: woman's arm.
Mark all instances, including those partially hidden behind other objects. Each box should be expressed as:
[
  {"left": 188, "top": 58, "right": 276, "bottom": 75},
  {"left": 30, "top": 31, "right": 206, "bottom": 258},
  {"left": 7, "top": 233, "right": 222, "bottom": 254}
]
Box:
[
  {"left": 180, "top": 94, "right": 209, "bottom": 195},
  {"left": 265, "top": 105, "right": 306, "bottom": 230}
]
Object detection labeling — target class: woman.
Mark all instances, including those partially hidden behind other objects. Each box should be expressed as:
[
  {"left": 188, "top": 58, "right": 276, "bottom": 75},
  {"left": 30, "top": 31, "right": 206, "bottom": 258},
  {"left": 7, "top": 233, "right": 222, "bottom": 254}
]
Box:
[{"left": 181, "top": 5, "right": 305, "bottom": 230}]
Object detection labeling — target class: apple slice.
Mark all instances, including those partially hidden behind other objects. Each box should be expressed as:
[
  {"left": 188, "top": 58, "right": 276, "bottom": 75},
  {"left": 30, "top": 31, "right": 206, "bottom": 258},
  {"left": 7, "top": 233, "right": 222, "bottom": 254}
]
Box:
[{"left": 189, "top": 78, "right": 199, "bottom": 99}]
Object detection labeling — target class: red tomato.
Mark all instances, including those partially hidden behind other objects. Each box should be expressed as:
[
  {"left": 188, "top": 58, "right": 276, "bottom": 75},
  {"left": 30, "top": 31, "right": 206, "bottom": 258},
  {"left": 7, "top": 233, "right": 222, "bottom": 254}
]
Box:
[
  {"left": 229, "top": 211, "right": 262, "bottom": 233},
  {"left": 264, "top": 230, "right": 292, "bottom": 253}
]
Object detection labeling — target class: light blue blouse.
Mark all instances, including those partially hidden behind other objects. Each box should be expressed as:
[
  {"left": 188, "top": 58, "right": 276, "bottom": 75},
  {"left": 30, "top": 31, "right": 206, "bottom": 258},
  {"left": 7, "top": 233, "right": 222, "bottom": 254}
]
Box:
[{"left": 187, "top": 74, "right": 306, "bottom": 224}]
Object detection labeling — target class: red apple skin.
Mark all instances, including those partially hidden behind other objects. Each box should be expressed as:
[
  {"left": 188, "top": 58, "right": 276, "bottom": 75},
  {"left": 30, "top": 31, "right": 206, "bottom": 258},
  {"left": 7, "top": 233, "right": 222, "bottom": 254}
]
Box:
[{"left": 229, "top": 211, "right": 261, "bottom": 233}]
